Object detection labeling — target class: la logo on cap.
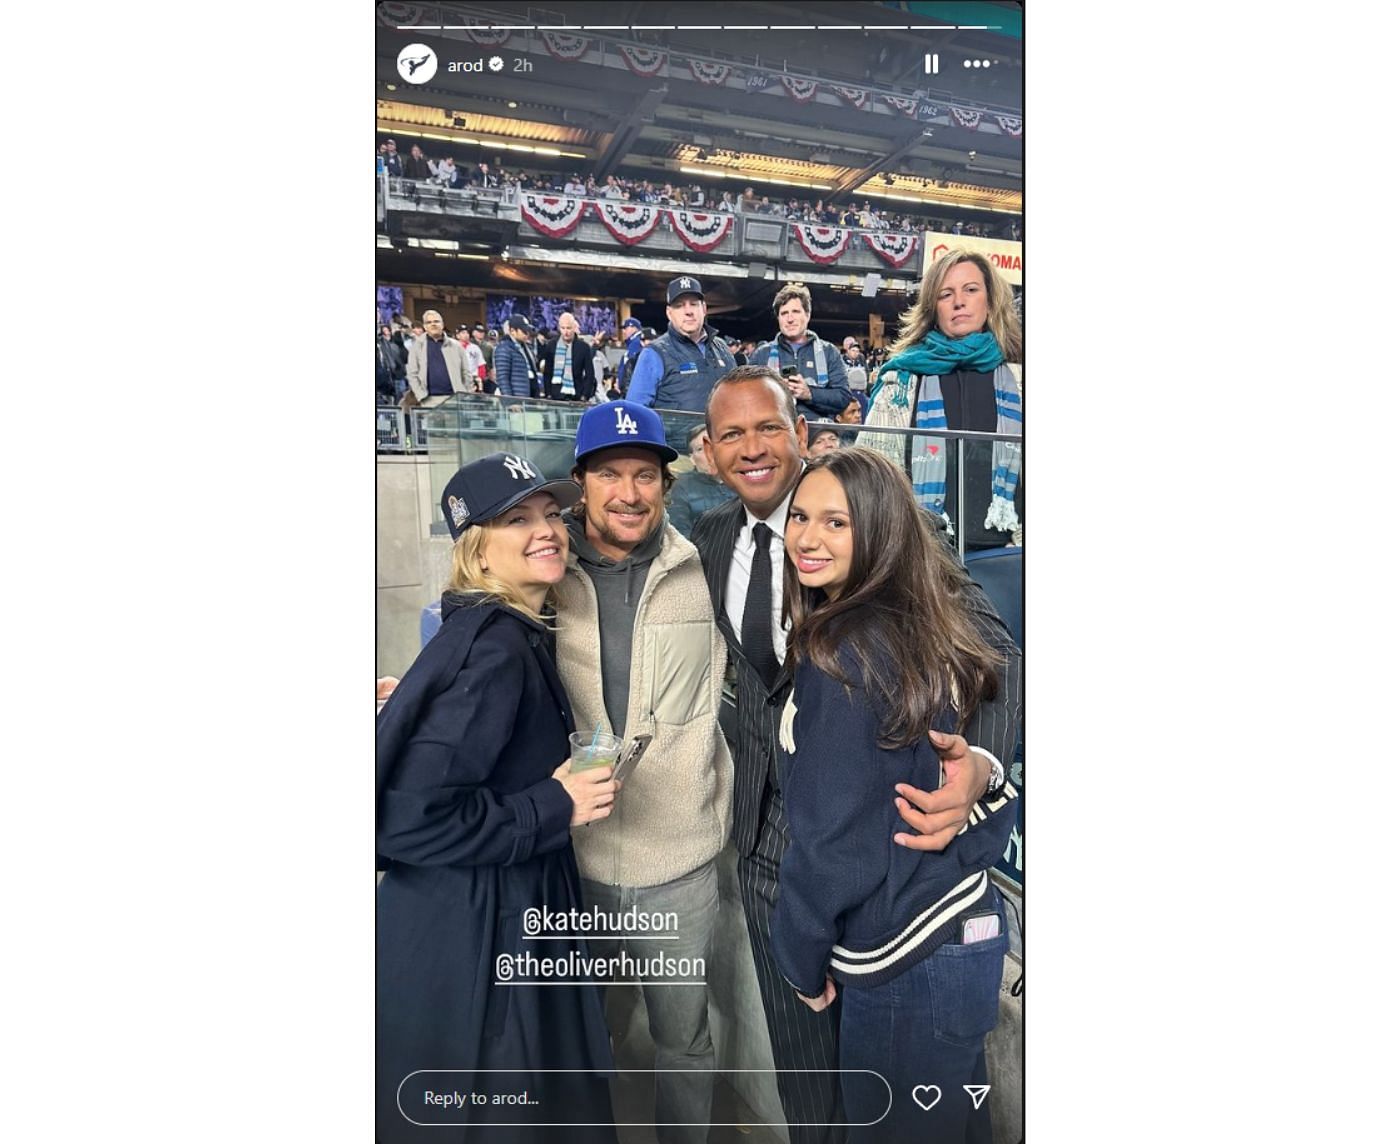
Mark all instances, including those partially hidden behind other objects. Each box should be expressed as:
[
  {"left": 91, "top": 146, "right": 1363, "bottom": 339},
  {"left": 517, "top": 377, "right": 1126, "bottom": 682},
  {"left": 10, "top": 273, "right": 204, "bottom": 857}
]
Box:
[
  {"left": 614, "top": 407, "right": 639, "bottom": 435},
  {"left": 502, "top": 454, "right": 536, "bottom": 480}
]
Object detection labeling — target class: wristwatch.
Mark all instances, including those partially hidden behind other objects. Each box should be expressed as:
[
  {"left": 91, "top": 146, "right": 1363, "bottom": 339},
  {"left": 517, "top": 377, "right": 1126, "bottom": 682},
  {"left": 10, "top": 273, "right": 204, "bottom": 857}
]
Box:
[{"left": 972, "top": 747, "right": 1005, "bottom": 797}]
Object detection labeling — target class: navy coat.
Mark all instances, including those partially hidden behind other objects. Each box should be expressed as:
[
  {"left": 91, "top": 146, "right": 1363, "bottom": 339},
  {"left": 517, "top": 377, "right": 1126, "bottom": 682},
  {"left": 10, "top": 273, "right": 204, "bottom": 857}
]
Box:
[
  {"left": 494, "top": 336, "right": 540, "bottom": 398},
  {"left": 375, "top": 595, "right": 614, "bottom": 1141},
  {"left": 539, "top": 335, "right": 598, "bottom": 402}
]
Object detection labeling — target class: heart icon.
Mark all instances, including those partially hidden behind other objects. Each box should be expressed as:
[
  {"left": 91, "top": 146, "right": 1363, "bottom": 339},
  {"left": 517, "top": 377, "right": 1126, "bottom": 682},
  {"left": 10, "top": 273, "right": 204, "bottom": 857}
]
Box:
[
  {"left": 912, "top": 1084, "right": 942, "bottom": 1111},
  {"left": 926, "top": 444, "right": 940, "bottom": 455}
]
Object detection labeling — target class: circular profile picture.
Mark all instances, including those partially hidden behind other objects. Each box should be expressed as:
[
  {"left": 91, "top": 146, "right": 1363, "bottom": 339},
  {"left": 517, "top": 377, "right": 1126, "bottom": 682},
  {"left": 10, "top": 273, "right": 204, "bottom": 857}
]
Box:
[{"left": 396, "top": 43, "right": 438, "bottom": 85}]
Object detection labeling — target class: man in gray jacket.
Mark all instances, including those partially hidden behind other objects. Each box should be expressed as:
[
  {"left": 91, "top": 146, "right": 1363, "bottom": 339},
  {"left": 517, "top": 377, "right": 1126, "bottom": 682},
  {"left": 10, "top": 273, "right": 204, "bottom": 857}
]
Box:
[
  {"left": 405, "top": 310, "right": 472, "bottom": 403},
  {"left": 552, "top": 399, "right": 733, "bottom": 1144}
]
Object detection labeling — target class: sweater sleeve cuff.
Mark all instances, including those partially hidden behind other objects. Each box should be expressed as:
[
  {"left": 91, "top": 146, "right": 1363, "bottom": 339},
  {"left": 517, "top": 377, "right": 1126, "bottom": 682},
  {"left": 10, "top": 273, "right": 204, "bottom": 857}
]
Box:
[
  {"left": 780, "top": 965, "right": 827, "bottom": 1000},
  {"left": 502, "top": 778, "right": 574, "bottom": 863},
  {"left": 772, "top": 933, "right": 829, "bottom": 999},
  {"left": 968, "top": 745, "right": 1001, "bottom": 769}
]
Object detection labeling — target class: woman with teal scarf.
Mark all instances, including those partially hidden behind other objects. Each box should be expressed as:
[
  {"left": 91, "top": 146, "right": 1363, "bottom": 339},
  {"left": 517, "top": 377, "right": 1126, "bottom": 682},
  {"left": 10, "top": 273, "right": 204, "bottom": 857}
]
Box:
[{"left": 860, "top": 249, "right": 1024, "bottom": 549}]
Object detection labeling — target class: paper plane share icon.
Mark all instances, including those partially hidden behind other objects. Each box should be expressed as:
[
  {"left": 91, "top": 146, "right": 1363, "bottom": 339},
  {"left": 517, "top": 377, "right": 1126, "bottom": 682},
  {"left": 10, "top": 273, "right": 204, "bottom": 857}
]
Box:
[{"left": 963, "top": 1084, "right": 991, "bottom": 1110}]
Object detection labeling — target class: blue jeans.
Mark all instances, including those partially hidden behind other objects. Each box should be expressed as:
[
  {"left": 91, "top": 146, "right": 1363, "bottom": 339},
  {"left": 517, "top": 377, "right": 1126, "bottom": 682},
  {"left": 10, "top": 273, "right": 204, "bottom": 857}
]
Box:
[
  {"left": 838, "top": 897, "right": 1008, "bottom": 1143},
  {"left": 582, "top": 860, "right": 719, "bottom": 1144}
]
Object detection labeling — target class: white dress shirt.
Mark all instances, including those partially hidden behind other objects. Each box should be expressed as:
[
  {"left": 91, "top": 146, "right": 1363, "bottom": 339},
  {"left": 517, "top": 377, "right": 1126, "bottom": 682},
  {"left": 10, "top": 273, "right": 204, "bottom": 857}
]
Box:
[{"left": 724, "top": 491, "right": 793, "bottom": 670}]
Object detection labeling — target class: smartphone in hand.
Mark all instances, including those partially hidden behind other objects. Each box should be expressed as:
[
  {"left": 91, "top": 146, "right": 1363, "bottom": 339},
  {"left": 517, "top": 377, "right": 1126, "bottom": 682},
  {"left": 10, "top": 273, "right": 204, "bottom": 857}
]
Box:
[{"left": 612, "top": 734, "right": 653, "bottom": 785}]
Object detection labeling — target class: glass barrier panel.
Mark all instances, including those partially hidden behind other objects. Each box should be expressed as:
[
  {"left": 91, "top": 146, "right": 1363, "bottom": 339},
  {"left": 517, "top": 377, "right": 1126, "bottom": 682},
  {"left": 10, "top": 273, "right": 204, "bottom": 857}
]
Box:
[
  {"left": 412, "top": 395, "right": 1019, "bottom": 559},
  {"left": 388, "top": 393, "right": 1022, "bottom": 893}
]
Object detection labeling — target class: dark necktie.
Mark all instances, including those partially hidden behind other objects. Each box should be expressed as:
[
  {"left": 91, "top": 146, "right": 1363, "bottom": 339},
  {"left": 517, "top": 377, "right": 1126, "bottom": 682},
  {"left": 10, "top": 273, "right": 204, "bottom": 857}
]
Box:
[{"left": 741, "top": 522, "right": 780, "bottom": 690}]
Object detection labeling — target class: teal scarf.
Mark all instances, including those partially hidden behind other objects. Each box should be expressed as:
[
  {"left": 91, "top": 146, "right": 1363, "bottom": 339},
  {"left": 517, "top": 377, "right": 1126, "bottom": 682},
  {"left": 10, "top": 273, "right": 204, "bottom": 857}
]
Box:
[
  {"left": 878, "top": 330, "right": 1004, "bottom": 384},
  {"left": 867, "top": 330, "right": 1022, "bottom": 537}
]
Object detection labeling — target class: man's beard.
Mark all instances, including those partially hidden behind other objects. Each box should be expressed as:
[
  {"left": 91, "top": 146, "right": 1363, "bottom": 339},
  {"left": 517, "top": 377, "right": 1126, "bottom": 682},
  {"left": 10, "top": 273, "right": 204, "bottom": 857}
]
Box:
[{"left": 593, "top": 502, "right": 656, "bottom": 548}]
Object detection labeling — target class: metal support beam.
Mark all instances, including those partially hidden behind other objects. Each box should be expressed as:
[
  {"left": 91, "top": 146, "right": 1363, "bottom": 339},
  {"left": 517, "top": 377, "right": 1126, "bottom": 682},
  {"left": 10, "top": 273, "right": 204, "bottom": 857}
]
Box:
[
  {"left": 828, "top": 127, "right": 934, "bottom": 202},
  {"left": 595, "top": 85, "right": 668, "bottom": 180}
]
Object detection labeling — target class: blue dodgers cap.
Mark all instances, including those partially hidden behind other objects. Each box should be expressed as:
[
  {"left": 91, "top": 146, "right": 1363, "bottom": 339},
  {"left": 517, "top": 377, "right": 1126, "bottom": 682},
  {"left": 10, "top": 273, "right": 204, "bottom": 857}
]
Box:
[
  {"left": 440, "top": 452, "right": 582, "bottom": 541},
  {"left": 622, "top": 316, "right": 642, "bottom": 330},
  {"left": 574, "top": 400, "right": 679, "bottom": 465}
]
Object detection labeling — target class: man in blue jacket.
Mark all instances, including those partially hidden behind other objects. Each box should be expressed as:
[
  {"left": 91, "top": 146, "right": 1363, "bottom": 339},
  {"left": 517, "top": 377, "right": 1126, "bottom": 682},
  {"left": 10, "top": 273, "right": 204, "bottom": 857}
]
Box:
[
  {"left": 626, "top": 277, "right": 736, "bottom": 414},
  {"left": 494, "top": 314, "right": 542, "bottom": 398},
  {"left": 668, "top": 423, "right": 736, "bottom": 540},
  {"left": 616, "top": 315, "right": 644, "bottom": 394},
  {"left": 753, "top": 282, "right": 855, "bottom": 424}
]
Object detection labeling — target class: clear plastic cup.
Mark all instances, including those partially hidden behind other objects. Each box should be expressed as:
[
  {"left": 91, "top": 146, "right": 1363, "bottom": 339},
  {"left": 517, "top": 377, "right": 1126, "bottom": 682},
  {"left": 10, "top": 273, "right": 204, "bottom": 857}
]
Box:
[{"left": 569, "top": 731, "right": 623, "bottom": 773}]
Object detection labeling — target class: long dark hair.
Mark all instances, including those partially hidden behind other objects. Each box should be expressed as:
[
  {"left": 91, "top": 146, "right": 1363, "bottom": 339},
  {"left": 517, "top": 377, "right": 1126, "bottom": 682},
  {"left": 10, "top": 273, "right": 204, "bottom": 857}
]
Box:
[{"left": 783, "top": 448, "right": 1002, "bottom": 748}]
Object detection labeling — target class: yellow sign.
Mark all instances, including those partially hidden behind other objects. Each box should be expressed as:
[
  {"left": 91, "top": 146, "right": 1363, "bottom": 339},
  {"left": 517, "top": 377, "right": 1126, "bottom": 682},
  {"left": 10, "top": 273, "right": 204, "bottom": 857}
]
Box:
[{"left": 921, "top": 230, "right": 1022, "bottom": 287}]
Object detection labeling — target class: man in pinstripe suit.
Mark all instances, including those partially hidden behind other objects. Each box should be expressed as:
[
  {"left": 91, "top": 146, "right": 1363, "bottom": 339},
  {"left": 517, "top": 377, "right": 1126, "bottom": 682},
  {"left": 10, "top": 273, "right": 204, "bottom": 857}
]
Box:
[{"left": 691, "top": 365, "right": 1022, "bottom": 1144}]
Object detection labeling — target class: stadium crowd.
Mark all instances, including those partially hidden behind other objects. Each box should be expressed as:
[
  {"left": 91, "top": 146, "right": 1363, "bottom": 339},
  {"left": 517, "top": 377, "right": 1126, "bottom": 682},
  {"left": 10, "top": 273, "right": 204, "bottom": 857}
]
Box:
[
  {"left": 377, "top": 138, "right": 1019, "bottom": 240},
  {"left": 376, "top": 312, "right": 893, "bottom": 411}
]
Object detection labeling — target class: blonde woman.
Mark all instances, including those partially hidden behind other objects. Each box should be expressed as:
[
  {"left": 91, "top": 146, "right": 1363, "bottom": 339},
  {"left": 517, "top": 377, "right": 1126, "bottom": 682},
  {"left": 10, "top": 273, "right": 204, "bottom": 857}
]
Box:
[
  {"left": 375, "top": 452, "right": 617, "bottom": 1142},
  {"left": 861, "top": 249, "right": 1024, "bottom": 550}
]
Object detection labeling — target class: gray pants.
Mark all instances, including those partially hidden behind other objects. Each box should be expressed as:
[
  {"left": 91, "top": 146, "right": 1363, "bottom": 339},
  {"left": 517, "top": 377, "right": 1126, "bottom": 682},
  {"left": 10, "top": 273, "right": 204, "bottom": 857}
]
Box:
[{"left": 582, "top": 859, "right": 718, "bottom": 1144}]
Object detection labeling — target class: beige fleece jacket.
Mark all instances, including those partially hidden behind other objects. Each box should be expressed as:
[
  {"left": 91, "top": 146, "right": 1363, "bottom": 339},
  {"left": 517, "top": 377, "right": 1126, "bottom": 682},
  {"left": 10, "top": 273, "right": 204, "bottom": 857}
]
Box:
[{"left": 554, "top": 523, "right": 734, "bottom": 888}]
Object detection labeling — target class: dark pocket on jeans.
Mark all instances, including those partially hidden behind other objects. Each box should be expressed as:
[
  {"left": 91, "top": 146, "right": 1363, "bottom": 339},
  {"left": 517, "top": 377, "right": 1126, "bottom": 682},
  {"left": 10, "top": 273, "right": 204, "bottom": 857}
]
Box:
[{"left": 927, "top": 928, "right": 1009, "bottom": 1046}]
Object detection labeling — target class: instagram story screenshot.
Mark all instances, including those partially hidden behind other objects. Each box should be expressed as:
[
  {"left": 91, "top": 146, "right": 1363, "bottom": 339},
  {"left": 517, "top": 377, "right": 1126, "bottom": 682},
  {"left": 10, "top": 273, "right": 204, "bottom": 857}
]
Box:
[{"left": 374, "top": 3, "right": 1024, "bottom": 1142}]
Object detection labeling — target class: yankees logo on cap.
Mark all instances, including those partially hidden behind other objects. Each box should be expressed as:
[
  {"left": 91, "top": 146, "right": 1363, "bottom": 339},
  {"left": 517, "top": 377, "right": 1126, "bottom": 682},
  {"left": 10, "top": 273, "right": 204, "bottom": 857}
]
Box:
[
  {"left": 439, "top": 452, "right": 582, "bottom": 541},
  {"left": 667, "top": 276, "right": 706, "bottom": 304}
]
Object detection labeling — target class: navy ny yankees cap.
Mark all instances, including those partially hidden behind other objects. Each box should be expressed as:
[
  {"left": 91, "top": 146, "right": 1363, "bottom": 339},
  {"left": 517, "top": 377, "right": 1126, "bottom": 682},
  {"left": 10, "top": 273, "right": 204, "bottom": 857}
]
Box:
[
  {"left": 574, "top": 400, "right": 679, "bottom": 465},
  {"left": 440, "top": 452, "right": 582, "bottom": 541},
  {"left": 666, "top": 275, "right": 705, "bottom": 304}
]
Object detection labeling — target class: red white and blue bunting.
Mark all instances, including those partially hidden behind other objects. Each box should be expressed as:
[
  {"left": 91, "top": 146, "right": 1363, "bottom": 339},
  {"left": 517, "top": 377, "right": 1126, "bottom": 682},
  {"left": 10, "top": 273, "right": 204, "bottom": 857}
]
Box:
[
  {"left": 882, "top": 94, "right": 918, "bottom": 117},
  {"left": 951, "top": 106, "right": 984, "bottom": 130},
  {"left": 519, "top": 193, "right": 587, "bottom": 238},
  {"left": 541, "top": 31, "right": 590, "bottom": 61},
  {"left": 592, "top": 201, "right": 663, "bottom": 245},
  {"left": 791, "top": 224, "right": 851, "bottom": 265},
  {"left": 617, "top": 43, "right": 668, "bottom": 77},
  {"left": 464, "top": 23, "right": 511, "bottom": 46},
  {"left": 833, "top": 85, "right": 869, "bottom": 109},
  {"left": 668, "top": 210, "right": 733, "bottom": 253},
  {"left": 377, "top": 3, "right": 423, "bottom": 26},
  {"left": 688, "top": 59, "right": 731, "bottom": 86},
  {"left": 995, "top": 115, "right": 1023, "bottom": 137},
  {"left": 863, "top": 231, "right": 919, "bottom": 269},
  {"left": 780, "top": 75, "right": 820, "bottom": 103}
]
